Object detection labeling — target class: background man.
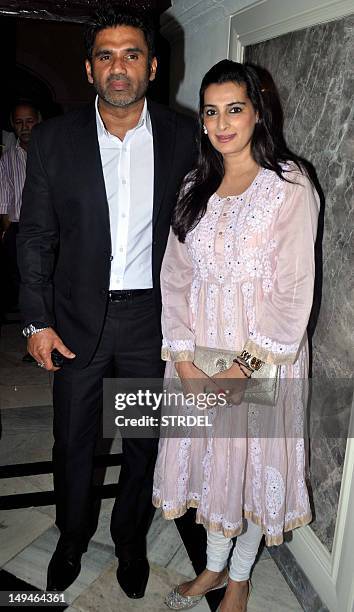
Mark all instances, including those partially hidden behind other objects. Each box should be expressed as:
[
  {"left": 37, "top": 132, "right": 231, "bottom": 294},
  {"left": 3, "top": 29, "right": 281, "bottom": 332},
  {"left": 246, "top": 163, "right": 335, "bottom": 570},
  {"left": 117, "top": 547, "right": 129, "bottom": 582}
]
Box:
[
  {"left": 0, "top": 102, "right": 41, "bottom": 316},
  {"left": 17, "top": 6, "right": 196, "bottom": 599}
]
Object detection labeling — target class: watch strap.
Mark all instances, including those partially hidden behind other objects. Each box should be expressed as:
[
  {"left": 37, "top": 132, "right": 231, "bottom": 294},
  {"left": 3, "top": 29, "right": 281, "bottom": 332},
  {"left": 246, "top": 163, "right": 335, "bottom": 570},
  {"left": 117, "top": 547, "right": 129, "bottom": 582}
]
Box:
[{"left": 22, "top": 323, "right": 50, "bottom": 338}]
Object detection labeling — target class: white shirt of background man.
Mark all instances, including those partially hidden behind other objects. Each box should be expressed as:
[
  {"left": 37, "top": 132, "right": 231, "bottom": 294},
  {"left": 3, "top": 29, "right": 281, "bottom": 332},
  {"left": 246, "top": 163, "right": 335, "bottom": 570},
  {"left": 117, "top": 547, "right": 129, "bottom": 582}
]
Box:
[{"left": 0, "top": 141, "right": 27, "bottom": 222}]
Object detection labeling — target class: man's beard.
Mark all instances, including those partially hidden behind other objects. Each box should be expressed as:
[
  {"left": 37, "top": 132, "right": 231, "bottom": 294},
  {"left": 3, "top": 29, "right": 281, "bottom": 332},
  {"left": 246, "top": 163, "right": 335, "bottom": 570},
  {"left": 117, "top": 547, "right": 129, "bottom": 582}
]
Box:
[{"left": 93, "top": 73, "right": 150, "bottom": 108}]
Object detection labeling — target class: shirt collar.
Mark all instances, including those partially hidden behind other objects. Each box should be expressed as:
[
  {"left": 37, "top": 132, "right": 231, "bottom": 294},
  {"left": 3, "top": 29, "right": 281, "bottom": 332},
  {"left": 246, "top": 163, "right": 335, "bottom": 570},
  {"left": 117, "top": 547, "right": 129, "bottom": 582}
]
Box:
[{"left": 95, "top": 96, "right": 152, "bottom": 138}]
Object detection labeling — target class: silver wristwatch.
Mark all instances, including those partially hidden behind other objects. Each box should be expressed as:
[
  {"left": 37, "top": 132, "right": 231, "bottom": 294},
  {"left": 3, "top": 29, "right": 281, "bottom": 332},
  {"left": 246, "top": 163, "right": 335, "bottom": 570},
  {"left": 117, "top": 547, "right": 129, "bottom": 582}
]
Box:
[{"left": 22, "top": 324, "right": 49, "bottom": 338}]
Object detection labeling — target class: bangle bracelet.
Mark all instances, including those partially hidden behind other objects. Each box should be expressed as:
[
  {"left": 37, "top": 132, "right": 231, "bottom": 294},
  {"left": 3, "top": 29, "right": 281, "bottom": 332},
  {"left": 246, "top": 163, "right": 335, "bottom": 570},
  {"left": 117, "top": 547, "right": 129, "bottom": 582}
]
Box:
[
  {"left": 233, "top": 357, "right": 253, "bottom": 373},
  {"left": 234, "top": 360, "right": 251, "bottom": 379},
  {"left": 239, "top": 364, "right": 251, "bottom": 379}
]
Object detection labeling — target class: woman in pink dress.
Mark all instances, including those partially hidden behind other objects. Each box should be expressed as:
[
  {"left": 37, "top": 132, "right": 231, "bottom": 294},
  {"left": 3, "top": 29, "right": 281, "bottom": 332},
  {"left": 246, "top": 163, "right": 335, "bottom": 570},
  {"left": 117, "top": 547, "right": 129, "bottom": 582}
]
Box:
[{"left": 153, "top": 60, "right": 319, "bottom": 611}]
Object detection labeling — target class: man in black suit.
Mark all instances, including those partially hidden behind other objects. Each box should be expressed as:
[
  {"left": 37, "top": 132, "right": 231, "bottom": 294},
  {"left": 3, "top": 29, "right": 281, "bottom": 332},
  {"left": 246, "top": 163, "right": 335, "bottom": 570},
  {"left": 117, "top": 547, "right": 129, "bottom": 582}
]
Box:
[{"left": 17, "top": 6, "right": 196, "bottom": 598}]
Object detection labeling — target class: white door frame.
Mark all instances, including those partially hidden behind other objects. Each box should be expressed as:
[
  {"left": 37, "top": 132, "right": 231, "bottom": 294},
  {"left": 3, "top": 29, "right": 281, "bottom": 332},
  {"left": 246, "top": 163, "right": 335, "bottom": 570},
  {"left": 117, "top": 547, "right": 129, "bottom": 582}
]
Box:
[
  {"left": 228, "top": 0, "right": 354, "bottom": 61},
  {"left": 228, "top": 2, "right": 354, "bottom": 610}
]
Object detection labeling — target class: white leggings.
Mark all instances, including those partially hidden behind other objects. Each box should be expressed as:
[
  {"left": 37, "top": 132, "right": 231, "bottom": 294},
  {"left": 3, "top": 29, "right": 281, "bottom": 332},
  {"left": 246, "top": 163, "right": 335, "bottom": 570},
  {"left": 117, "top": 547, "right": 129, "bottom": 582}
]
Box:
[{"left": 206, "top": 520, "right": 263, "bottom": 581}]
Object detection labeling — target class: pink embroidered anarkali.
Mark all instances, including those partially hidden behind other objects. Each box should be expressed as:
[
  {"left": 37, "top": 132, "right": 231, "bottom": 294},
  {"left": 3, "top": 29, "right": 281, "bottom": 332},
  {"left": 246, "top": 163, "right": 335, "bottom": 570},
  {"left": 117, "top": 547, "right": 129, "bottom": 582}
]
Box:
[{"left": 153, "top": 165, "right": 319, "bottom": 545}]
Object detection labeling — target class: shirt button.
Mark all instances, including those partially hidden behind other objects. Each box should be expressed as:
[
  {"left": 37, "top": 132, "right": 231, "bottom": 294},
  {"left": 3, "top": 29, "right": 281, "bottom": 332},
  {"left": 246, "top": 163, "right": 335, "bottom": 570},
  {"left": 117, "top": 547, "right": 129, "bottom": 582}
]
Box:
[
  {"left": 122, "top": 179, "right": 127, "bottom": 184},
  {"left": 218, "top": 231, "right": 223, "bottom": 236},
  {"left": 121, "top": 213, "right": 126, "bottom": 218},
  {"left": 223, "top": 213, "right": 227, "bottom": 216},
  {"left": 119, "top": 247, "right": 124, "bottom": 252}
]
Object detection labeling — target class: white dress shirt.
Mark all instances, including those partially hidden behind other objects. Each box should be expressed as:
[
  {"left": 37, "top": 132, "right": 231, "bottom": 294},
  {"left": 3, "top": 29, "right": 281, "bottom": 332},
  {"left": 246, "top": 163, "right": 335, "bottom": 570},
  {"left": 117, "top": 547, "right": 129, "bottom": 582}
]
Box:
[{"left": 95, "top": 97, "right": 154, "bottom": 290}]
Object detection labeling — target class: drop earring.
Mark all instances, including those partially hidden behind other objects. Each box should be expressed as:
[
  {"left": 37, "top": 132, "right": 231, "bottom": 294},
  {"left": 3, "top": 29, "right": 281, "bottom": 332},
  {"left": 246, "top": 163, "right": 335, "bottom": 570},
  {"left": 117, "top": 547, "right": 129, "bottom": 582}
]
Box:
[{"left": 203, "top": 125, "right": 208, "bottom": 135}]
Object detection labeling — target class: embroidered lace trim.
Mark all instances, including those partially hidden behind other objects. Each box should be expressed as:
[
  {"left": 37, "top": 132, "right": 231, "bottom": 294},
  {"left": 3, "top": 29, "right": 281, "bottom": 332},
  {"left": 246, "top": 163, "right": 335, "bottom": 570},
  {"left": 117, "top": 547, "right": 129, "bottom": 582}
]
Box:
[
  {"left": 162, "top": 339, "right": 195, "bottom": 362},
  {"left": 152, "top": 491, "right": 312, "bottom": 546}
]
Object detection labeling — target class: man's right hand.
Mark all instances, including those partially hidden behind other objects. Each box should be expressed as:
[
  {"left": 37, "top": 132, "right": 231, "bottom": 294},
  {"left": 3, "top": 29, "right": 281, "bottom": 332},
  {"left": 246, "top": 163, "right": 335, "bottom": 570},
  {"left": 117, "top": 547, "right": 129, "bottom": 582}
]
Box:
[{"left": 28, "top": 328, "right": 76, "bottom": 371}]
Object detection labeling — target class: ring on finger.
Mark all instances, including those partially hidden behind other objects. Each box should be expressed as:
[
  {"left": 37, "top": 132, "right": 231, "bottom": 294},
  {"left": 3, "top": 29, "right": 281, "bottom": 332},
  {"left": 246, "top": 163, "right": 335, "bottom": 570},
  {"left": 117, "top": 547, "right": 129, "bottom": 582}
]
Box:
[{"left": 37, "top": 361, "right": 45, "bottom": 368}]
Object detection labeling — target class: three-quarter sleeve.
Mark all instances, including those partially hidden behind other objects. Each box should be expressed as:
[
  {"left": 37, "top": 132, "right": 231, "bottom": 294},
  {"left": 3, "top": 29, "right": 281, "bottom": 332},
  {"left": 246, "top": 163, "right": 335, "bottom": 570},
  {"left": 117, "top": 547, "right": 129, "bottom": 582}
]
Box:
[
  {"left": 243, "top": 171, "right": 319, "bottom": 365},
  {"left": 161, "top": 228, "right": 195, "bottom": 362}
]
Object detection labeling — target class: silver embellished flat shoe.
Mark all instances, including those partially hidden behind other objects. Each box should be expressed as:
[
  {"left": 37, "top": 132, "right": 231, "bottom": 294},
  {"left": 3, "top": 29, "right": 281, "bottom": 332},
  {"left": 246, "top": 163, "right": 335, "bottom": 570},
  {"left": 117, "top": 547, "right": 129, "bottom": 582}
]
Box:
[{"left": 165, "top": 576, "right": 228, "bottom": 610}]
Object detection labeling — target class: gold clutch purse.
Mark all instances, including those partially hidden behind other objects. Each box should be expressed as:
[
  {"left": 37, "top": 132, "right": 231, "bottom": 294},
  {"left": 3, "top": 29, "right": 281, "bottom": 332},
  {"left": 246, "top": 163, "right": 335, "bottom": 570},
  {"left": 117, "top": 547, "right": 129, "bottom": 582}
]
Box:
[{"left": 193, "top": 346, "right": 280, "bottom": 406}]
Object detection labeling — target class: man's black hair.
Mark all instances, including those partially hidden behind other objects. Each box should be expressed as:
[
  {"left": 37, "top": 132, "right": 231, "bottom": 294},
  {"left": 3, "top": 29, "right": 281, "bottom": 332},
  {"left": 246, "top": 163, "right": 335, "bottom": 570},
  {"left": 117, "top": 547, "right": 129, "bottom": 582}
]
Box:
[{"left": 84, "top": 4, "right": 156, "bottom": 64}]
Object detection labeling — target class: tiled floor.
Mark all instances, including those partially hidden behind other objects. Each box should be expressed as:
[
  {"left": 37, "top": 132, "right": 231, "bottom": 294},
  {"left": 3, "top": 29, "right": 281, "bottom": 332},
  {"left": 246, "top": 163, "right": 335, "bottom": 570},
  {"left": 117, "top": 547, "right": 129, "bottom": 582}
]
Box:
[{"left": 0, "top": 321, "right": 303, "bottom": 610}]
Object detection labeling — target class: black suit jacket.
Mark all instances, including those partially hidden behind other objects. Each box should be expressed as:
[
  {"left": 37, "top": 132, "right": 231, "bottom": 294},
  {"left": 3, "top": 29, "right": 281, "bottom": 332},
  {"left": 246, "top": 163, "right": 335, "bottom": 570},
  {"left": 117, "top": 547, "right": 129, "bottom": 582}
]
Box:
[{"left": 17, "top": 100, "right": 197, "bottom": 368}]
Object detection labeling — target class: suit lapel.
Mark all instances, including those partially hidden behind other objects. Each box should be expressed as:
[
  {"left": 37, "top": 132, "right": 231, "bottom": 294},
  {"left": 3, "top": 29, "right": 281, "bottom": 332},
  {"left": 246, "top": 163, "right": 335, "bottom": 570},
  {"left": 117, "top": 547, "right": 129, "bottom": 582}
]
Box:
[
  {"left": 148, "top": 100, "right": 176, "bottom": 227},
  {"left": 69, "top": 101, "right": 175, "bottom": 241},
  {"left": 70, "top": 104, "right": 111, "bottom": 242}
]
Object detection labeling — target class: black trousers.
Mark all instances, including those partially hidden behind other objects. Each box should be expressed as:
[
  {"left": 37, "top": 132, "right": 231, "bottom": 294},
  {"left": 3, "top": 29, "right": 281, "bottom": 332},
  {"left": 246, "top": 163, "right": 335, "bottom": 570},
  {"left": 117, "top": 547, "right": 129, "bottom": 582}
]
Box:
[{"left": 52, "top": 292, "right": 164, "bottom": 560}]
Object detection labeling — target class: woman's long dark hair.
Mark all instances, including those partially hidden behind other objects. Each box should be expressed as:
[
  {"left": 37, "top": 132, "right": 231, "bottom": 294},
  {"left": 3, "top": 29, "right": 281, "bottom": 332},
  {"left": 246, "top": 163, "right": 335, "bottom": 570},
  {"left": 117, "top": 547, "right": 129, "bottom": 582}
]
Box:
[{"left": 173, "top": 60, "right": 306, "bottom": 242}]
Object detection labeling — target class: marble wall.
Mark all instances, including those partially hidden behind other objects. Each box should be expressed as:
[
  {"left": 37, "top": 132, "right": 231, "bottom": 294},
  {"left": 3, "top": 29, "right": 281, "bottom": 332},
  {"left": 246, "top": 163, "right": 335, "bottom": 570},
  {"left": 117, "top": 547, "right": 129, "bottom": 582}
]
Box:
[{"left": 246, "top": 16, "right": 354, "bottom": 552}]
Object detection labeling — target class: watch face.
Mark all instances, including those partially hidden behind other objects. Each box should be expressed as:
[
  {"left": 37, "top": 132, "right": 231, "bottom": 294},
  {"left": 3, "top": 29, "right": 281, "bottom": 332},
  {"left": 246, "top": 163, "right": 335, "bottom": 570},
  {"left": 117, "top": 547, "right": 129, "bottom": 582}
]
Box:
[
  {"left": 22, "top": 325, "right": 35, "bottom": 338},
  {"left": 250, "top": 357, "right": 261, "bottom": 370}
]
